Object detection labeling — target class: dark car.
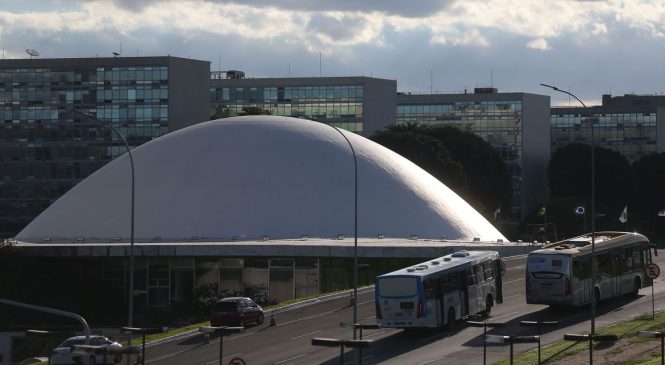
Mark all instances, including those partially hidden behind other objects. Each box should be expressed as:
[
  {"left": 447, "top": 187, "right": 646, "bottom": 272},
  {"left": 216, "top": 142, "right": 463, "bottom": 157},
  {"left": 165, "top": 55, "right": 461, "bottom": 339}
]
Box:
[{"left": 210, "top": 297, "right": 264, "bottom": 327}]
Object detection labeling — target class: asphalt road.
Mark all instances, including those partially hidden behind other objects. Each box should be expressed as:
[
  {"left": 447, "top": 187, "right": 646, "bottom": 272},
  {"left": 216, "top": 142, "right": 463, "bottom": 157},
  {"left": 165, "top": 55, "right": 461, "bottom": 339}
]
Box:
[{"left": 145, "top": 253, "right": 665, "bottom": 365}]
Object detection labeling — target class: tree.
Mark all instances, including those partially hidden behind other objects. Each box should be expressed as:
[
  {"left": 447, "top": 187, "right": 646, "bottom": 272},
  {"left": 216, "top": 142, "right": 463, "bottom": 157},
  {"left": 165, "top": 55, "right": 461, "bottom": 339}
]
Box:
[
  {"left": 425, "top": 126, "right": 512, "bottom": 217},
  {"left": 632, "top": 152, "right": 665, "bottom": 241},
  {"left": 239, "top": 106, "right": 271, "bottom": 116},
  {"left": 371, "top": 124, "right": 468, "bottom": 195},
  {"left": 371, "top": 123, "right": 512, "bottom": 219},
  {"left": 548, "top": 144, "right": 634, "bottom": 232}
]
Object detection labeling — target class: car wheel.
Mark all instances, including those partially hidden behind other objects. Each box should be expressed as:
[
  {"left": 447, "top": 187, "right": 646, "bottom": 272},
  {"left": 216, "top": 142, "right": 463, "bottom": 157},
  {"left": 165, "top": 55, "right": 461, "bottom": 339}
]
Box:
[
  {"left": 239, "top": 317, "right": 245, "bottom": 328},
  {"left": 88, "top": 355, "right": 97, "bottom": 365},
  {"left": 113, "top": 354, "right": 123, "bottom": 363},
  {"left": 257, "top": 312, "right": 264, "bottom": 325}
]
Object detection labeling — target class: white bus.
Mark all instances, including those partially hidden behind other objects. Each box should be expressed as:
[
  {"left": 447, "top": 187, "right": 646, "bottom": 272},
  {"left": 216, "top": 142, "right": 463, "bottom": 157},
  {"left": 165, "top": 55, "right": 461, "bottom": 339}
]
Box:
[
  {"left": 375, "top": 250, "right": 504, "bottom": 329},
  {"left": 526, "top": 231, "right": 655, "bottom": 306}
]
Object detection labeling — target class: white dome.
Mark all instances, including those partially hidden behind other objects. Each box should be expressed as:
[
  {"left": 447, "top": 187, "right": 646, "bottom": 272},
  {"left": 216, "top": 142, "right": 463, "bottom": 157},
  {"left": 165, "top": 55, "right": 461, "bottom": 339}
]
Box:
[{"left": 16, "top": 116, "right": 505, "bottom": 243}]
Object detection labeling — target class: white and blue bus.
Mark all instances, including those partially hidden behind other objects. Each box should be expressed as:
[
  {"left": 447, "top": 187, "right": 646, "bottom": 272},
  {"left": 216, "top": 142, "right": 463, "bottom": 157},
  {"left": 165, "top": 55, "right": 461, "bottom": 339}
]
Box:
[
  {"left": 526, "top": 231, "right": 654, "bottom": 306},
  {"left": 375, "top": 250, "right": 504, "bottom": 329}
]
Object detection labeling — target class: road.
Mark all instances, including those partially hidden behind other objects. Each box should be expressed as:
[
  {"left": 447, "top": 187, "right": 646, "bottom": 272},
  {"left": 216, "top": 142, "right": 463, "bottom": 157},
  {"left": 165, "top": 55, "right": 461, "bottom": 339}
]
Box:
[{"left": 145, "top": 253, "right": 665, "bottom": 364}]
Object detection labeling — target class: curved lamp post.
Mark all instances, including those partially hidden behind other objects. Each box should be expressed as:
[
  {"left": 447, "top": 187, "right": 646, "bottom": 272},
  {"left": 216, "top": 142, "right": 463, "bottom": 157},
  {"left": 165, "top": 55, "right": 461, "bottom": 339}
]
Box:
[
  {"left": 320, "top": 122, "right": 359, "bottom": 342},
  {"left": 540, "top": 84, "right": 596, "bottom": 363},
  {"left": 73, "top": 110, "right": 136, "bottom": 329}
]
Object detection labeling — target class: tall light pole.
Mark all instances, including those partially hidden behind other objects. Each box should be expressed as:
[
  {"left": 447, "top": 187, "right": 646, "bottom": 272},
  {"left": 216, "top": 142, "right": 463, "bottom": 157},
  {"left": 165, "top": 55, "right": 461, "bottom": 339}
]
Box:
[
  {"left": 320, "top": 122, "right": 359, "bottom": 342},
  {"left": 540, "top": 84, "right": 596, "bottom": 362},
  {"left": 73, "top": 110, "right": 136, "bottom": 328}
]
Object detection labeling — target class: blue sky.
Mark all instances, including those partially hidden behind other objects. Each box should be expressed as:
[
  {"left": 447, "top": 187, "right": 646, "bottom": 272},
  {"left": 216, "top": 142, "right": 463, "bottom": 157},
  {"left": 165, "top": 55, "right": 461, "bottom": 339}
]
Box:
[{"left": 2, "top": 0, "right": 665, "bottom": 105}]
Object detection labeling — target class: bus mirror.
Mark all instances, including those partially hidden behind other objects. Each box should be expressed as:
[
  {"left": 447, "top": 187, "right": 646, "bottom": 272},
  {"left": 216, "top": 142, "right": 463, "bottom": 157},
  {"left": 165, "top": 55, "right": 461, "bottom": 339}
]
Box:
[{"left": 650, "top": 244, "right": 658, "bottom": 256}]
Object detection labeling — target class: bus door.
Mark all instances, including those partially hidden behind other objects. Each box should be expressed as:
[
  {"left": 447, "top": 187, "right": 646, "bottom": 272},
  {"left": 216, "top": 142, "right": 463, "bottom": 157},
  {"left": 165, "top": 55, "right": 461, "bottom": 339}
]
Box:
[
  {"left": 573, "top": 257, "right": 591, "bottom": 305},
  {"left": 423, "top": 278, "right": 442, "bottom": 326},
  {"left": 459, "top": 270, "right": 469, "bottom": 316},
  {"left": 494, "top": 259, "right": 504, "bottom": 303},
  {"left": 465, "top": 266, "right": 479, "bottom": 314},
  {"left": 612, "top": 252, "right": 623, "bottom": 295}
]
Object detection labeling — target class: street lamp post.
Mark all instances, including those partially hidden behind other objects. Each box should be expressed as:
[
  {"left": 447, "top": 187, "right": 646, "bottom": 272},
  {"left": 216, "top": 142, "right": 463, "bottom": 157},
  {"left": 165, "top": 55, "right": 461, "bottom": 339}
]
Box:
[
  {"left": 73, "top": 111, "right": 136, "bottom": 330},
  {"left": 321, "top": 123, "right": 359, "bottom": 342},
  {"left": 540, "top": 84, "right": 596, "bottom": 362}
]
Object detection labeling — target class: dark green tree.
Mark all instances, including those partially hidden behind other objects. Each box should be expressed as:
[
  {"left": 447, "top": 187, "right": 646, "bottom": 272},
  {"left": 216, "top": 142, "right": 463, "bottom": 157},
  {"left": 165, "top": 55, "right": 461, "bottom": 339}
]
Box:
[
  {"left": 371, "top": 123, "right": 511, "bottom": 219},
  {"left": 548, "top": 144, "right": 634, "bottom": 231},
  {"left": 239, "top": 106, "right": 271, "bottom": 116},
  {"left": 425, "top": 125, "right": 512, "bottom": 217},
  {"left": 632, "top": 152, "right": 665, "bottom": 241},
  {"left": 371, "top": 124, "right": 468, "bottom": 196}
]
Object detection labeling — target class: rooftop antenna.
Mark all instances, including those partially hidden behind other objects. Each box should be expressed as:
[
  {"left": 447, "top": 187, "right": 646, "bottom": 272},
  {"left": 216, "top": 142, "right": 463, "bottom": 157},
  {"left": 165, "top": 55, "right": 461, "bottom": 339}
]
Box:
[
  {"left": 113, "top": 52, "right": 120, "bottom": 58},
  {"left": 319, "top": 52, "right": 322, "bottom": 77},
  {"left": 430, "top": 70, "right": 433, "bottom": 94},
  {"left": 288, "top": 63, "right": 291, "bottom": 78},
  {"left": 25, "top": 49, "right": 39, "bottom": 59}
]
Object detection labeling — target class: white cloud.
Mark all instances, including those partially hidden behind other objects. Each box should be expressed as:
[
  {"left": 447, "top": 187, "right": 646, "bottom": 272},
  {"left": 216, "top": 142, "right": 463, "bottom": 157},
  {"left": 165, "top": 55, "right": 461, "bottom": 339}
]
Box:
[{"left": 526, "top": 38, "right": 550, "bottom": 50}]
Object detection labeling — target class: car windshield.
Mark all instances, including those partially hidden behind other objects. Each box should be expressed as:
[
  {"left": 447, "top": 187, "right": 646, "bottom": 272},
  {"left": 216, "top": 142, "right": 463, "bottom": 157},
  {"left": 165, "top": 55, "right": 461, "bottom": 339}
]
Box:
[
  {"left": 60, "top": 338, "right": 86, "bottom": 347},
  {"left": 214, "top": 301, "right": 238, "bottom": 311}
]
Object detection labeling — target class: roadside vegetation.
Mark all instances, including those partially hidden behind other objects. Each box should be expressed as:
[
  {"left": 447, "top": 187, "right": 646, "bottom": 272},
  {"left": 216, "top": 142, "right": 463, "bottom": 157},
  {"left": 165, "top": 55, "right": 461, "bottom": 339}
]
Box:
[{"left": 493, "top": 311, "right": 665, "bottom": 364}]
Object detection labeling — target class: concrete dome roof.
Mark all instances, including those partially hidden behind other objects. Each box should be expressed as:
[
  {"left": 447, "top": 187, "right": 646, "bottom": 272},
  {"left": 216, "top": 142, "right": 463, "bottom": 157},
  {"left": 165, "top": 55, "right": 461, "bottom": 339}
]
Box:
[{"left": 16, "top": 116, "right": 505, "bottom": 243}]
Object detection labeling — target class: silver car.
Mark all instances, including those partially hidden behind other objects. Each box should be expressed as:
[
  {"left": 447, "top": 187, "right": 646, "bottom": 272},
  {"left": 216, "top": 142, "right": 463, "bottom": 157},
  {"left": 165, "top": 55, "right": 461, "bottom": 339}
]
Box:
[{"left": 51, "top": 335, "right": 123, "bottom": 365}]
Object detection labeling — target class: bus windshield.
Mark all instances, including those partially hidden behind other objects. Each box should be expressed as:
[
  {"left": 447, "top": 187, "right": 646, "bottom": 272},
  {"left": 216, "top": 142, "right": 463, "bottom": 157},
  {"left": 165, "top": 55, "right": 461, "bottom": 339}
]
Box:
[
  {"left": 528, "top": 254, "right": 569, "bottom": 278},
  {"left": 378, "top": 277, "right": 418, "bottom": 297}
]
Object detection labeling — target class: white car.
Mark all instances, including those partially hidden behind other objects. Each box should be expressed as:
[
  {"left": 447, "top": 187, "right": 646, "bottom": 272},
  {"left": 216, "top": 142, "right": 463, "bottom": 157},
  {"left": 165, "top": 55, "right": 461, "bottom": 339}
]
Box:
[{"left": 51, "top": 335, "right": 123, "bottom": 365}]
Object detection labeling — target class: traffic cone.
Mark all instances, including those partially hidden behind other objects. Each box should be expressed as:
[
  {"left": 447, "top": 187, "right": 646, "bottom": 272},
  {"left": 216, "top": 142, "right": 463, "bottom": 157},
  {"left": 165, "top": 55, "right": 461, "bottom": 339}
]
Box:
[{"left": 270, "top": 314, "right": 277, "bottom": 327}]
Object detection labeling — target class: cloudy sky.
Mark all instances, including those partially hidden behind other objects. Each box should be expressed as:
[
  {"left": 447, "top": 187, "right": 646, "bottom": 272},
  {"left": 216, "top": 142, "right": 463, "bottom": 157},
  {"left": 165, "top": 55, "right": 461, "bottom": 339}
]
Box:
[{"left": 2, "top": 0, "right": 665, "bottom": 105}]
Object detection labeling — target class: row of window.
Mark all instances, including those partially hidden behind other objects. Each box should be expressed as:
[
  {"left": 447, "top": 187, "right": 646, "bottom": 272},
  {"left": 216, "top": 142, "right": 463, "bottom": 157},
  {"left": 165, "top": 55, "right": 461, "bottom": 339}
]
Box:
[
  {"left": 0, "top": 67, "right": 169, "bottom": 84},
  {"left": 211, "top": 85, "right": 364, "bottom": 103},
  {"left": 397, "top": 102, "right": 522, "bottom": 115}
]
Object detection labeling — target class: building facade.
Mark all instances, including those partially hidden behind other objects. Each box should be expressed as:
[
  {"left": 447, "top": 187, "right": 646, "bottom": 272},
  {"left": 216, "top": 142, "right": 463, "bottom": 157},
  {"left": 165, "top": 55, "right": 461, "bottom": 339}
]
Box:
[
  {"left": 209, "top": 73, "right": 397, "bottom": 137},
  {"left": 396, "top": 88, "right": 551, "bottom": 220},
  {"left": 551, "top": 93, "right": 665, "bottom": 162},
  {"left": 0, "top": 57, "right": 210, "bottom": 237}
]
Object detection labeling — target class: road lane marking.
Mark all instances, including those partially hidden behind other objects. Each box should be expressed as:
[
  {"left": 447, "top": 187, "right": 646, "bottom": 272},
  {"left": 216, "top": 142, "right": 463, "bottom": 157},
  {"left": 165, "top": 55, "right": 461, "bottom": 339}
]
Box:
[
  {"left": 362, "top": 315, "right": 376, "bottom": 320},
  {"left": 490, "top": 311, "right": 518, "bottom": 321},
  {"left": 362, "top": 330, "right": 386, "bottom": 338},
  {"left": 205, "top": 353, "right": 242, "bottom": 365},
  {"left": 344, "top": 354, "right": 374, "bottom": 364},
  {"left": 358, "top": 299, "right": 373, "bottom": 305},
  {"left": 290, "top": 330, "right": 322, "bottom": 340},
  {"left": 504, "top": 278, "right": 525, "bottom": 284},
  {"left": 418, "top": 354, "right": 447, "bottom": 364},
  {"left": 273, "top": 352, "right": 310, "bottom": 364},
  {"left": 503, "top": 293, "right": 521, "bottom": 300}
]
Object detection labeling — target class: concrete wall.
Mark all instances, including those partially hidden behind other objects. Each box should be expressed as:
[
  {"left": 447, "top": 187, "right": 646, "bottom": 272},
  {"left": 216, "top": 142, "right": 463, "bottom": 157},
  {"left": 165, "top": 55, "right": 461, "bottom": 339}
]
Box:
[
  {"left": 363, "top": 77, "right": 397, "bottom": 136},
  {"left": 521, "top": 93, "right": 551, "bottom": 215},
  {"left": 168, "top": 57, "right": 211, "bottom": 131}
]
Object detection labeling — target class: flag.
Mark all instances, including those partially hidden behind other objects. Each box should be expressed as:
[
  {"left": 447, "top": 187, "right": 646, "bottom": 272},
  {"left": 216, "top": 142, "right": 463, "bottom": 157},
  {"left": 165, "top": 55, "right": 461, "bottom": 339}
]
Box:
[
  {"left": 493, "top": 207, "right": 501, "bottom": 221},
  {"left": 574, "top": 205, "right": 585, "bottom": 215},
  {"left": 659, "top": 208, "right": 665, "bottom": 217},
  {"left": 537, "top": 206, "right": 546, "bottom": 216},
  {"left": 619, "top": 205, "right": 628, "bottom": 223}
]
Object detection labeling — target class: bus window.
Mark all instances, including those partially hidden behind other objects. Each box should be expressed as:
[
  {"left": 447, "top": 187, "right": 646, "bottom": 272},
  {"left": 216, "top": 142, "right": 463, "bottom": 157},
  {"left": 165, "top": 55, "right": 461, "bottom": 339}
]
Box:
[
  {"left": 474, "top": 264, "right": 485, "bottom": 283},
  {"left": 595, "top": 254, "right": 612, "bottom": 276},
  {"left": 483, "top": 261, "right": 494, "bottom": 280},
  {"left": 467, "top": 267, "right": 477, "bottom": 286},
  {"left": 423, "top": 278, "right": 440, "bottom": 300},
  {"left": 442, "top": 272, "right": 459, "bottom": 293},
  {"left": 573, "top": 257, "right": 590, "bottom": 279},
  {"left": 378, "top": 277, "right": 417, "bottom": 297}
]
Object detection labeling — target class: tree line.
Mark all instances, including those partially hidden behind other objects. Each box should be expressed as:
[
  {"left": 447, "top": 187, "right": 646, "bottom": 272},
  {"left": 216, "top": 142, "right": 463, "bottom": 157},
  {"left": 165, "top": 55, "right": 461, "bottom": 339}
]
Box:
[{"left": 370, "top": 123, "right": 665, "bottom": 243}]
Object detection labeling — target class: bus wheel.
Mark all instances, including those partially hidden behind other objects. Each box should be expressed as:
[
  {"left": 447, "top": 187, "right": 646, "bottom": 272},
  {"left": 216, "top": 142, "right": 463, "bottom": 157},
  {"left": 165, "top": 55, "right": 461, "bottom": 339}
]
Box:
[
  {"left": 632, "top": 277, "right": 641, "bottom": 297},
  {"left": 447, "top": 307, "right": 457, "bottom": 330},
  {"left": 483, "top": 295, "right": 493, "bottom": 316}
]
